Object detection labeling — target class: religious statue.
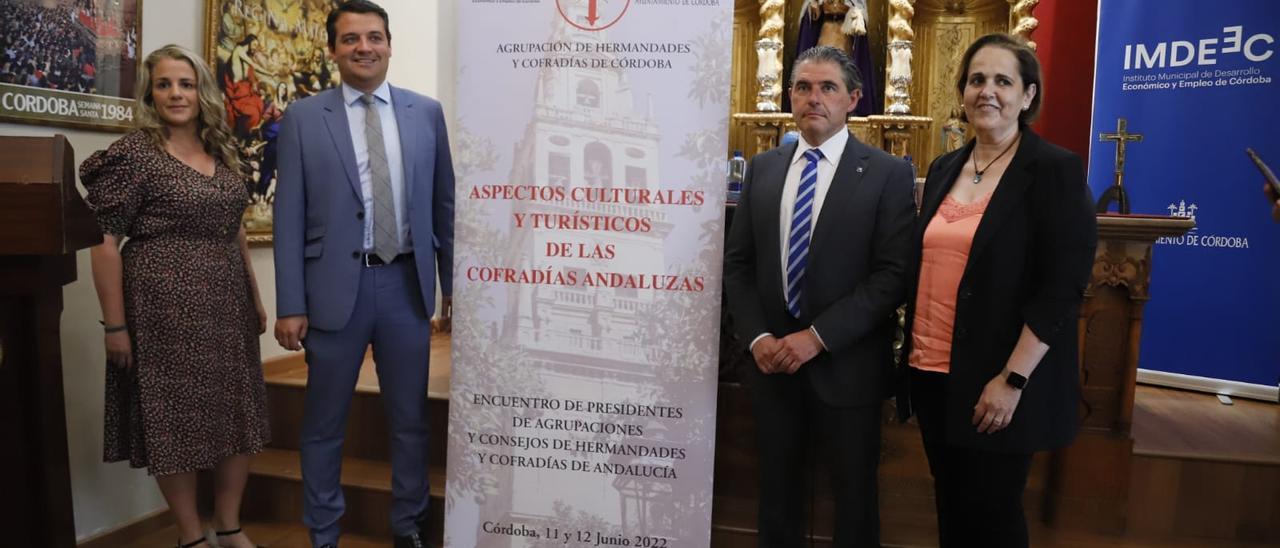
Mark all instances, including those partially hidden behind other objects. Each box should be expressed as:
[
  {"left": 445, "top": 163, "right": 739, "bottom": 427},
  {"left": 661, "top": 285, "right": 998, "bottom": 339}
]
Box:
[
  {"left": 941, "top": 106, "right": 966, "bottom": 153},
  {"left": 806, "top": 0, "right": 864, "bottom": 53},
  {"left": 796, "top": 0, "right": 881, "bottom": 116}
]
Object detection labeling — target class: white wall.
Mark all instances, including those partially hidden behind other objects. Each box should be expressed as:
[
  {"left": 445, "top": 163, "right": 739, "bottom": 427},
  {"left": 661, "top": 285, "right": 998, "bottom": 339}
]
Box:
[{"left": 0, "top": 0, "right": 454, "bottom": 540}]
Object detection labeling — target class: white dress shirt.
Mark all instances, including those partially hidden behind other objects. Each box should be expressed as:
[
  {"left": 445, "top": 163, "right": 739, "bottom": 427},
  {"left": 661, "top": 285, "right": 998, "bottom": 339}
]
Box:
[
  {"left": 778, "top": 129, "right": 849, "bottom": 291},
  {"left": 749, "top": 130, "right": 848, "bottom": 351},
  {"left": 341, "top": 81, "right": 410, "bottom": 254}
]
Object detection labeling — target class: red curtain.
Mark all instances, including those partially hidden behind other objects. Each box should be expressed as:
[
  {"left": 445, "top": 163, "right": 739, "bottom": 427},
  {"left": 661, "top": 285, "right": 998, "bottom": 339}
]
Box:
[{"left": 1030, "top": 0, "right": 1100, "bottom": 165}]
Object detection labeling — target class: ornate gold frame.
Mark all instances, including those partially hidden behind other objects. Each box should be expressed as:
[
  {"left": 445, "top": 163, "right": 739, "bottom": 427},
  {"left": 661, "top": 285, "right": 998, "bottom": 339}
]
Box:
[{"left": 203, "top": 0, "right": 342, "bottom": 245}]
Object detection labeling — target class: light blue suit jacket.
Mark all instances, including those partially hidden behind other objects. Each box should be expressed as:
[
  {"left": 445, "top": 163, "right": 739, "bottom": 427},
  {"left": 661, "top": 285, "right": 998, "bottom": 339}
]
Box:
[{"left": 273, "top": 85, "right": 455, "bottom": 331}]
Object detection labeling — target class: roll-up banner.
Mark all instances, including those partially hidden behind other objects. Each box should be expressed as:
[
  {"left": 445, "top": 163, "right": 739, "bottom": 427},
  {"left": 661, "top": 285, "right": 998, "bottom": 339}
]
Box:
[
  {"left": 1089, "top": 0, "right": 1279, "bottom": 395},
  {"left": 446, "top": 1, "right": 733, "bottom": 546}
]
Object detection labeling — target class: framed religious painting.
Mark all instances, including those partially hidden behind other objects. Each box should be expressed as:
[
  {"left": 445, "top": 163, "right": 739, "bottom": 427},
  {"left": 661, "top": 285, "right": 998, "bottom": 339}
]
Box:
[
  {"left": 204, "top": 0, "right": 341, "bottom": 244},
  {"left": 0, "top": 0, "right": 142, "bottom": 131}
]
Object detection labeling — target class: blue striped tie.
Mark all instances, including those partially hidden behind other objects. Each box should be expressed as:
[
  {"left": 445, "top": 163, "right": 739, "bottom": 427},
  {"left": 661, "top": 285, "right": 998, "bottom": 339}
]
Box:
[{"left": 786, "top": 148, "right": 823, "bottom": 318}]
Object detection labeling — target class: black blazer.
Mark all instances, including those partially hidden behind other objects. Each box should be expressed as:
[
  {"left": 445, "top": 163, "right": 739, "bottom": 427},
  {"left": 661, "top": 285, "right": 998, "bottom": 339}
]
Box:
[
  {"left": 899, "top": 128, "right": 1098, "bottom": 453},
  {"left": 724, "top": 133, "right": 916, "bottom": 406}
]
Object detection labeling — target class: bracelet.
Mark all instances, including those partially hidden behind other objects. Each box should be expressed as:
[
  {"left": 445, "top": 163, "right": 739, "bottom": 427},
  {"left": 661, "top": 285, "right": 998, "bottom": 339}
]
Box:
[{"left": 101, "top": 322, "right": 127, "bottom": 334}]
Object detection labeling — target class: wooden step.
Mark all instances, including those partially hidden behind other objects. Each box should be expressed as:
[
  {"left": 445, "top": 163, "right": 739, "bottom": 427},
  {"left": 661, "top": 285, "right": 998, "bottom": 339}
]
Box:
[
  {"left": 110, "top": 518, "right": 1280, "bottom": 548},
  {"left": 262, "top": 345, "right": 450, "bottom": 467},
  {"left": 201, "top": 448, "right": 445, "bottom": 542},
  {"left": 1123, "top": 385, "right": 1280, "bottom": 544},
  {"left": 264, "top": 379, "right": 450, "bottom": 466},
  {"left": 112, "top": 520, "right": 396, "bottom": 548}
]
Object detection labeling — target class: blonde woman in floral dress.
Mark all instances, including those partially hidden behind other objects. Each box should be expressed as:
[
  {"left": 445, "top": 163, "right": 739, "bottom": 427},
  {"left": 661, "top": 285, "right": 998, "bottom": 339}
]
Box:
[{"left": 82, "top": 44, "right": 269, "bottom": 548}]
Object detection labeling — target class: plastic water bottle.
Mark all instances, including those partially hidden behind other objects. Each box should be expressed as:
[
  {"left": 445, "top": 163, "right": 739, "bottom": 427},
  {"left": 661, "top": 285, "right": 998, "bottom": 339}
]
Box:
[{"left": 727, "top": 150, "right": 746, "bottom": 203}]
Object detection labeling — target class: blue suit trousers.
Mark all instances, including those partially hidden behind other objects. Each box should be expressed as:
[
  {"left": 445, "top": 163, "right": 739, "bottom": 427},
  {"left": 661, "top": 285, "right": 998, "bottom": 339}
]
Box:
[{"left": 300, "top": 259, "right": 431, "bottom": 546}]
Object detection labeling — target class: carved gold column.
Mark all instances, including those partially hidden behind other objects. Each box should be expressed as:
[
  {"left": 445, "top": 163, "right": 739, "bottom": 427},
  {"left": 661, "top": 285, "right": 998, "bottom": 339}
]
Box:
[
  {"left": 1009, "top": 0, "right": 1040, "bottom": 49},
  {"left": 730, "top": 112, "right": 793, "bottom": 158},
  {"left": 884, "top": 0, "right": 916, "bottom": 115},
  {"left": 867, "top": 115, "right": 930, "bottom": 160},
  {"left": 754, "top": 0, "right": 785, "bottom": 112}
]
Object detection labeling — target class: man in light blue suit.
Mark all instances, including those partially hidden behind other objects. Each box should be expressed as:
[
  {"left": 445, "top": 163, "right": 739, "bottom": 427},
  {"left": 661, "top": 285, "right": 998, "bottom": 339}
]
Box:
[{"left": 272, "top": 2, "right": 453, "bottom": 546}]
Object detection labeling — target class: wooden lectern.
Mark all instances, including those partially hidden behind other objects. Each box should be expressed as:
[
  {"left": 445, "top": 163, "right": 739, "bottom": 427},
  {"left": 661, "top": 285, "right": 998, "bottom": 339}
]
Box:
[
  {"left": 1046, "top": 214, "right": 1194, "bottom": 533},
  {"left": 0, "top": 135, "right": 102, "bottom": 547}
]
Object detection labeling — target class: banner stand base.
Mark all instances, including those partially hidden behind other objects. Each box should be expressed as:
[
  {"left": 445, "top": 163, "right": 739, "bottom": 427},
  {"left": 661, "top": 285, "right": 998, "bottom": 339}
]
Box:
[{"left": 1137, "top": 369, "right": 1279, "bottom": 403}]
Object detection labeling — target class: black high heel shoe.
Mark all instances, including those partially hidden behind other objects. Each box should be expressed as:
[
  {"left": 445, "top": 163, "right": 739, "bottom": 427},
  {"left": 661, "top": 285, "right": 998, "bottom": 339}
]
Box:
[
  {"left": 177, "top": 536, "right": 210, "bottom": 548},
  {"left": 215, "top": 527, "right": 265, "bottom": 548}
]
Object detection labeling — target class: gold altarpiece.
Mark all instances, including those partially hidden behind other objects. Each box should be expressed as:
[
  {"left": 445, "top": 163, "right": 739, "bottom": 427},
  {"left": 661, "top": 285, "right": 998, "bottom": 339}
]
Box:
[{"left": 730, "top": 0, "right": 1041, "bottom": 174}]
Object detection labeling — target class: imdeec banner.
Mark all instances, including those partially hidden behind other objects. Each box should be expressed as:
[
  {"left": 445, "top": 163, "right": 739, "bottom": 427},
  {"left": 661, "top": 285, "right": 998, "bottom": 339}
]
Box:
[
  {"left": 446, "top": 1, "right": 733, "bottom": 546},
  {"left": 1089, "top": 0, "right": 1279, "bottom": 391}
]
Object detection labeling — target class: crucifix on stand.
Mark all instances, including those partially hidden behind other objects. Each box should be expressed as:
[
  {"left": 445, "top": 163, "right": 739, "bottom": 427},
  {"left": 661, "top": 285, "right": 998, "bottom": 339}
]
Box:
[{"left": 1096, "top": 118, "right": 1144, "bottom": 214}]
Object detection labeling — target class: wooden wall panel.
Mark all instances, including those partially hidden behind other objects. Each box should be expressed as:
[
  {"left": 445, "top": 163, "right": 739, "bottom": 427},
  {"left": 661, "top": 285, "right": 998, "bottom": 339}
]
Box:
[{"left": 1129, "top": 456, "right": 1280, "bottom": 544}]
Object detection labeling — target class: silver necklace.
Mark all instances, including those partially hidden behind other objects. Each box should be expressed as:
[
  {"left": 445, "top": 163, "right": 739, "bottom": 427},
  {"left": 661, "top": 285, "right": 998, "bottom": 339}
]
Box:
[{"left": 971, "top": 134, "right": 1019, "bottom": 184}]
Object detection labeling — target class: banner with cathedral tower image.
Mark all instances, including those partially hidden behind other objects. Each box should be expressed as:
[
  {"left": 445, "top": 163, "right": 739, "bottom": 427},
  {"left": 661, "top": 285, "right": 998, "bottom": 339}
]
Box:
[{"left": 446, "top": 1, "right": 733, "bottom": 546}]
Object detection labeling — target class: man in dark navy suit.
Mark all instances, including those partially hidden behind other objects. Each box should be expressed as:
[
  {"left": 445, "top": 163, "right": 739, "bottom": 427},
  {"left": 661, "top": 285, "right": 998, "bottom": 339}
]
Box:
[{"left": 724, "top": 45, "right": 914, "bottom": 547}]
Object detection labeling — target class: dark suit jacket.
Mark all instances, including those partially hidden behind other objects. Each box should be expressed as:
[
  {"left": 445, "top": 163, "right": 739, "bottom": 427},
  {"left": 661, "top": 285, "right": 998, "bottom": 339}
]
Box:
[
  {"left": 724, "top": 132, "right": 916, "bottom": 407},
  {"left": 273, "top": 85, "right": 455, "bottom": 331},
  {"left": 899, "top": 128, "right": 1098, "bottom": 453}
]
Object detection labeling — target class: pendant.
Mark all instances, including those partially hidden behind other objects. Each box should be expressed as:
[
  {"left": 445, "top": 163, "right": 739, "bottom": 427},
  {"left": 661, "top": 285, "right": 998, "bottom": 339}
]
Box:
[{"left": 972, "top": 173, "right": 983, "bottom": 184}]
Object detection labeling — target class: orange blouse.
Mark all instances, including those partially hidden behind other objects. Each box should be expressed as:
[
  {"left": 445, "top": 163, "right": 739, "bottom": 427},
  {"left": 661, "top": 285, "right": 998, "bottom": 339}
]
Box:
[{"left": 909, "top": 192, "right": 992, "bottom": 373}]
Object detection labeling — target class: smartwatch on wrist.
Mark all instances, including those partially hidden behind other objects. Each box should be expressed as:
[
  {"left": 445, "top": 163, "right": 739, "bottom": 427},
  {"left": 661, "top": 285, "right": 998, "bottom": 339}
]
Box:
[{"left": 1005, "top": 370, "right": 1028, "bottom": 390}]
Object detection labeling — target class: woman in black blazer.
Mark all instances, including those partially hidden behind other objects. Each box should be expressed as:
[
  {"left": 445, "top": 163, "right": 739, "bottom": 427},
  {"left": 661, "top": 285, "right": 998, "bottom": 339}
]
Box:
[{"left": 898, "top": 33, "right": 1098, "bottom": 548}]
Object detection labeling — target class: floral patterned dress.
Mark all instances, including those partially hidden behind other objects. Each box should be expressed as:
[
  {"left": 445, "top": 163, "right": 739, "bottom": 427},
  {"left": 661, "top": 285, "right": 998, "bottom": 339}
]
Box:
[{"left": 80, "top": 131, "right": 269, "bottom": 476}]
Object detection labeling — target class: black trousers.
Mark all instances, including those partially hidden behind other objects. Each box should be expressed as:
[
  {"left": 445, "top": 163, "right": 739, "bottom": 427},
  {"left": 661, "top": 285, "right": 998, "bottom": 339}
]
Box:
[
  {"left": 746, "top": 363, "right": 881, "bottom": 548},
  {"left": 911, "top": 367, "right": 1034, "bottom": 548}
]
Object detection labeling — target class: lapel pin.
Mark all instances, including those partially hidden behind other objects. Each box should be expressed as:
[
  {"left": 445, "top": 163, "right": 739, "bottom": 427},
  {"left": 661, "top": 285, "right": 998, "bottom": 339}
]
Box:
[{"left": 856, "top": 166, "right": 864, "bottom": 173}]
